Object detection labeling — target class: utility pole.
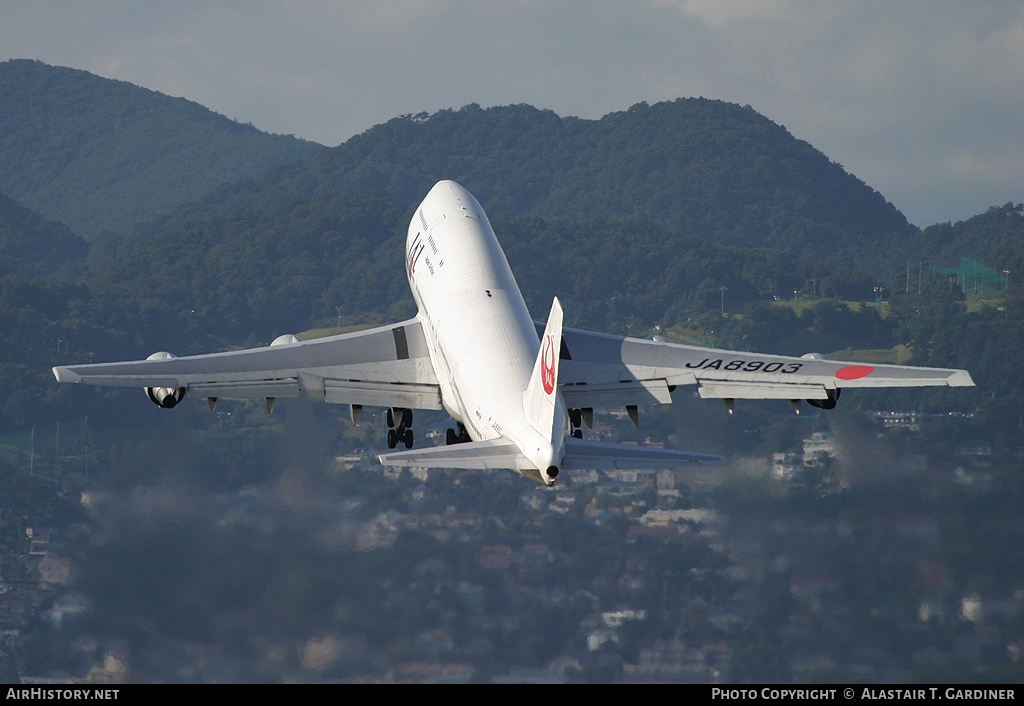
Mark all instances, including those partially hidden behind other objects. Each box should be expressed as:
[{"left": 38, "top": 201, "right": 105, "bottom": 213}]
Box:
[{"left": 719, "top": 285, "right": 727, "bottom": 315}]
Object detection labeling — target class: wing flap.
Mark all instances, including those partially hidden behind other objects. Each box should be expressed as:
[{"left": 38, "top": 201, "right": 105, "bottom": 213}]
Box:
[
  {"left": 561, "top": 379, "right": 673, "bottom": 408},
  {"left": 324, "top": 380, "right": 442, "bottom": 410},
  {"left": 192, "top": 379, "right": 301, "bottom": 398},
  {"left": 697, "top": 380, "right": 829, "bottom": 400}
]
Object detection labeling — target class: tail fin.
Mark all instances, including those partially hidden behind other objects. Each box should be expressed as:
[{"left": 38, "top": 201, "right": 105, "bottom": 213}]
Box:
[{"left": 523, "top": 297, "right": 563, "bottom": 440}]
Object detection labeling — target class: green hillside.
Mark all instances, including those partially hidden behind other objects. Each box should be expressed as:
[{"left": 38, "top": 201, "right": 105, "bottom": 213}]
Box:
[
  {"left": 0, "top": 63, "right": 918, "bottom": 272},
  {"left": 0, "top": 190, "right": 87, "bottom": 277},
  {"left": 0, "top": 60, "right": 323, "bottom": 239},
  {"left": 145, "top": 101, "right": 915, "bottom": 272}
]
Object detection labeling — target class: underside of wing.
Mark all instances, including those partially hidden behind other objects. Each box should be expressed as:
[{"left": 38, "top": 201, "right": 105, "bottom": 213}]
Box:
[
  {"left": 53, "top": 318, "right": 443, "bottom": 410},
  {"left": 547, "top": 325, "right": 974, "bottom": 409}
]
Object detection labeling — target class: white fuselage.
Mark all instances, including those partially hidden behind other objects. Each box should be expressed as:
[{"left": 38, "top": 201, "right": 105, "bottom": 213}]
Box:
[{"left": 405, "top": 180, "right": 566, "bottom": 478}]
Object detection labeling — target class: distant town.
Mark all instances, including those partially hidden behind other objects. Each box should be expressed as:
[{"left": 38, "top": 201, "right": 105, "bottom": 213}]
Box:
[{"left": 2, "top": 403, "right": 1021, "bottom": 683}]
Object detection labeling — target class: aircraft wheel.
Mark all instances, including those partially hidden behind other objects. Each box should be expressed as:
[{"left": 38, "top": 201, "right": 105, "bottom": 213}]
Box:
[
  {"left": 572, "top": 429, "right": 583, "bottom": 439},
  {"left": 386, "top": 408, "right": 395, "bottom": 428},
  {"left": 446, "top": 428, "right": 458, "bottom": 445},
  {"left": 569, "top": 408, "right": 582, "bottom": 428},
  {"left": 387, "top": 428, "right": 398, "bottom": 449},
  {"left": 404, "top": 429, "right": 414, "bottom": 449}
]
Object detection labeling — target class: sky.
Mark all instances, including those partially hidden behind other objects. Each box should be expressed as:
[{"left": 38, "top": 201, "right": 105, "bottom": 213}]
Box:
[{"left": 2, "top": 0, "right": 1022, "bottom": 227}]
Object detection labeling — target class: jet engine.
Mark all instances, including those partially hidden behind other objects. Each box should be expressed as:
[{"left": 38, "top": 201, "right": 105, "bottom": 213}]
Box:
[
  {"left": 807, "top": 388, "right": 841, "bottom": 410},
  {"left": 143, "top": 352, "right": 187, "bottom": 408},
  {"left": 800, "top": 353, "right": 840, "bottom": 410}
]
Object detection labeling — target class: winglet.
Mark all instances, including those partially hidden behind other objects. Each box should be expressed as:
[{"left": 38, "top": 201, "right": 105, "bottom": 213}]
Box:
[
  {"left": 947, "top": 369, "right": 975, "bottom": 387},
  {"left": 52, "top": 366, "right": 80, "bottom": 383},
  {"left": 523, "top": 297, "right": 563, "bottom": 439}
]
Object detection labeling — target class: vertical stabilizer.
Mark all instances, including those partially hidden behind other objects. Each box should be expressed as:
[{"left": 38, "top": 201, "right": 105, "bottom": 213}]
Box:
[{"left": 524, "top": 297, "right": 563, "bottom": 440}]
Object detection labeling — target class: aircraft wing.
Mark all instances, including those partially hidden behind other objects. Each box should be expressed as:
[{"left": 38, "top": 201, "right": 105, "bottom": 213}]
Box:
[
  {"left": 549, "top": 325, "right": 974, "bottom": 408},
  {"left": 52, "top": 318, "right": 443, "bottom": 410}
]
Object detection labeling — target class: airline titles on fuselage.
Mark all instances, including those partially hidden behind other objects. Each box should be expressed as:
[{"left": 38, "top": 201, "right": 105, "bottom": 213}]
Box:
[{"left": 407, "top": 231, "right": 442, "bottom": 280}]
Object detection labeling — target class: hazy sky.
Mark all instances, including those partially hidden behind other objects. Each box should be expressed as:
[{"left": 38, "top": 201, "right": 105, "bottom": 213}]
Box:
[{"left": 2, "top": 0, "right": 1022, "bottom": 226}]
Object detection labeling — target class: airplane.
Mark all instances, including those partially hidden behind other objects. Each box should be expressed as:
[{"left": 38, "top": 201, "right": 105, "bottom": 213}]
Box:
[{"left": 53, "top": 180, "right": 975, "bottom": 486}]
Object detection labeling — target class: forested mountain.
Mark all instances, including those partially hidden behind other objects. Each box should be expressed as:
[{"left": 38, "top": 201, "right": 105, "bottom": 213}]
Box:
[
  {"left": 0, "top": 60, "right": 946, "bottom": 275},
  {"left": 0, "top": 190, "right": 87, "bottom": 277},
  {"left": 0, "top": 60, "right": 323, "bottom": 239},
  {"left": 913, "top": 202, "right": 1024, "bottom": 267},
  {"left": 159, "top": 101, "right": 915, "bottom": 273}
]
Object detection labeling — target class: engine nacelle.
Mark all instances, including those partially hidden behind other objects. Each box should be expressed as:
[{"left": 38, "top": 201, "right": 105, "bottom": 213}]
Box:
[
  {"left": 143, "top": 352, "right": 187, "bottom": 409},
  {"left": 799, "top": 353, "right": 840, "bottom": 409},
  {"left": 807, "top": 387, "right": 841, "bottom": 410},
  {"left": 146, "top": 386, "right": 187, "bottom": 408}
]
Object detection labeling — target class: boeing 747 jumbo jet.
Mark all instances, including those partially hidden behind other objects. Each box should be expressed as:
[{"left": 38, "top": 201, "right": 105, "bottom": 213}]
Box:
[{"left": 53, "top": 180, "right": 975, "bottom": 486}]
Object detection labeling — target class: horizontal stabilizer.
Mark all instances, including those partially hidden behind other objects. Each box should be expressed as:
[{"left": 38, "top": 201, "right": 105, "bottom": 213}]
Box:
[
  {"left": 379, "top": 437, "right": 726, "bottom": 474},
  {"left": 378, "top": 438, "right": 535, "bottom": 471},
  {"left": 562, "top": 437, "right": 725, "bottom": 470}
]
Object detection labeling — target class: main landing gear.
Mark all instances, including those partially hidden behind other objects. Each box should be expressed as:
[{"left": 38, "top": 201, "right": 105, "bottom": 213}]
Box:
[
  {"left": 446, "top": 423, "right": 471, "bottom": 445},
  {"left": 569, "top": 407, "right": 592, "bottom": 439},
  {"left": 387, "top": 407, "right": 414, "bottom": 449}
]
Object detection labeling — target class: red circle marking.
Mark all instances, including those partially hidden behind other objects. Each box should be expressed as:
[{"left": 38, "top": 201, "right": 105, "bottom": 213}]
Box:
[
  {"left": 835, "top": 365, "right": 874, "bottom": 380},
  {"left": 541, "top": 336, "right": 556, "bottom": 394}
]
